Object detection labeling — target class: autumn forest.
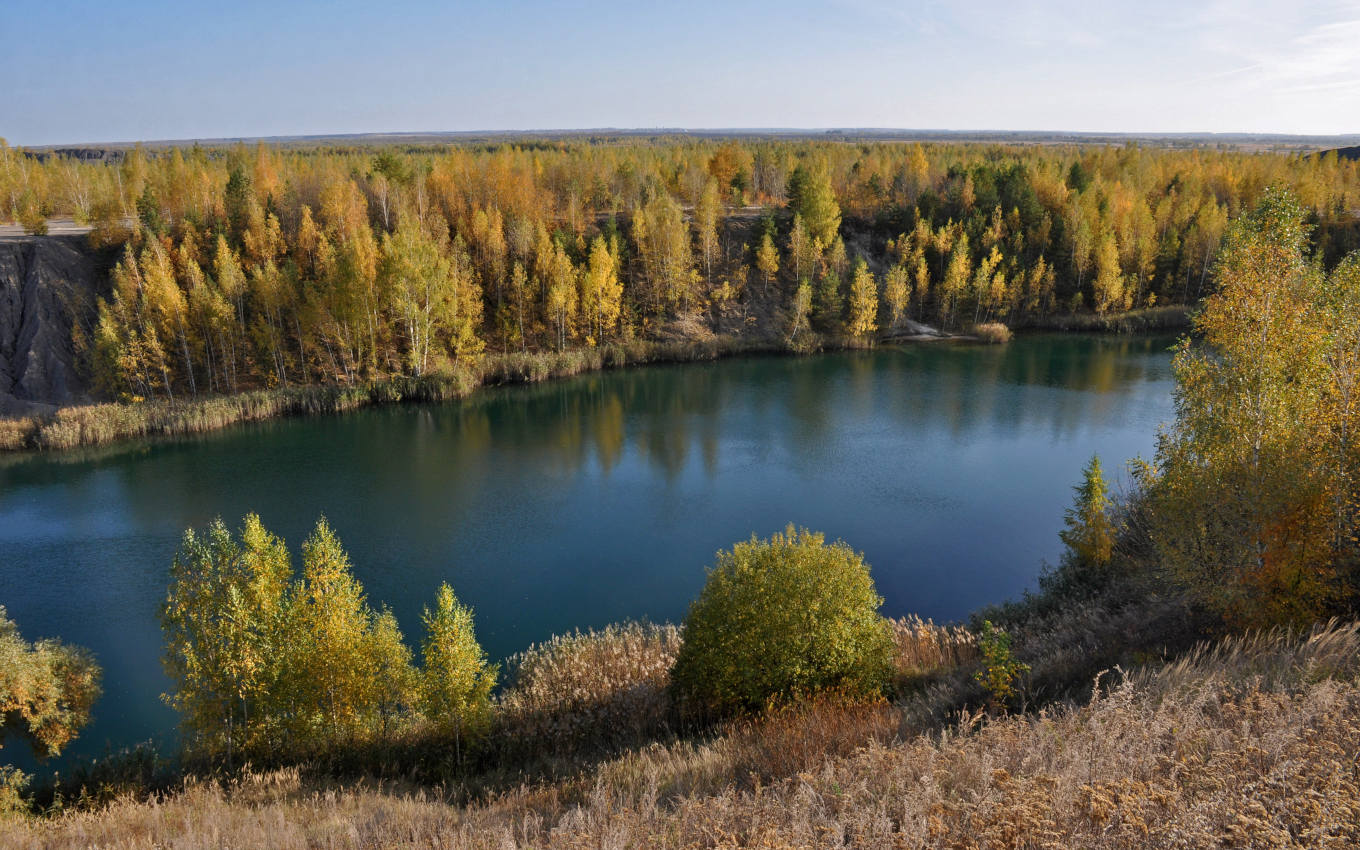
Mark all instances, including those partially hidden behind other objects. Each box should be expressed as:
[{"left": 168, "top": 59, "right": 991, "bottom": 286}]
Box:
[{"left": 5, "top": 138, "right": 1359, "bottom": 403}]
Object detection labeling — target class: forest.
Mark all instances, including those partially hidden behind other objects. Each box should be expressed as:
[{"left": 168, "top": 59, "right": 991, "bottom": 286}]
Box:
[
  {"left": 4, "top": 150, "right": 1360, "bottom": 842},
  {"left": 3, "top": 137, "right": 1359, "bottom": 407}
]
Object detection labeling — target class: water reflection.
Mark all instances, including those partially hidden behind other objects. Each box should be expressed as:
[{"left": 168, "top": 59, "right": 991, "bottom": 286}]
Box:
[
  {"left": 0, "top": 334, "right": 1175, "bottom": 767},
  {"left": 375, "top": 335, "right": 1174, "bottom": 482}
]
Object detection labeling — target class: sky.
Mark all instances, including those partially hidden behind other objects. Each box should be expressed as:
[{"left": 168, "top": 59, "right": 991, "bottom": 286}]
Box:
[{"left": 3, "top": 0, "right": 1359, "bottom": 146}]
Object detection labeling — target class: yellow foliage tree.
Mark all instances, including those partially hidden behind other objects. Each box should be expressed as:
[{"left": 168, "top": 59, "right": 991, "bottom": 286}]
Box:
[{"left": 847, "top": 259, "right": 879, "bottom": 339}]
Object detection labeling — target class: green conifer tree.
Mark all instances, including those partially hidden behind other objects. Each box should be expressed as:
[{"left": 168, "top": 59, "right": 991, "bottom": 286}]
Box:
[{"left": 1059, "top": 455, "right": 1116, "bottom": 570}]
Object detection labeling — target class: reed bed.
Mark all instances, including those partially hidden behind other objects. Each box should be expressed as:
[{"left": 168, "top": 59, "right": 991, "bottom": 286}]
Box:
[
  {"left": 0, "top": 416, "right": 32, "bottom": 452},
  {"left": 11, "top": 621, "right": 1360, "bottom": 848},
  {"left": 2, "top": 375, "right": 473, "bottom": 453},
  {"left": 972, "top": 322, "right": 1013, "bottom": 344},
  {"left": 0, "top": 338, "right": 767, "bottom": 455},
  {"left": 889, "top": 615, "right": 978, "bottom": 678},
  {"left": 496, "top": 622, "right": 683, "bottom": 758},
  {"left": 1023, "top": 304, "right": 1194, "bottom": 334}
]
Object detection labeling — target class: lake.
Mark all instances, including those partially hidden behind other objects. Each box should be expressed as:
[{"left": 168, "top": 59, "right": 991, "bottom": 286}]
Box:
[{"left": 0, "top": 335, "right": 1175, "bottom": 767}]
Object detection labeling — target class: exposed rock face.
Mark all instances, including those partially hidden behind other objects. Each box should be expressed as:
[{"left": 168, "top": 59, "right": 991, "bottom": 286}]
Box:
[{"left": 0, "top": 236, "right": 96, "bottom": 413}]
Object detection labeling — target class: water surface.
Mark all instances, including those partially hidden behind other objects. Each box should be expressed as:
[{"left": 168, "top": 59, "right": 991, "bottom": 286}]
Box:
[{"left": 0, "top": 335, "right": 1175, "bottom": 766}]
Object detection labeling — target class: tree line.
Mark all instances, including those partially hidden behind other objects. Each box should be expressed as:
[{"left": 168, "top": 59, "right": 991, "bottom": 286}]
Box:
[{"left": 1, "top": 137, "right": 1357, "bottom": 401}]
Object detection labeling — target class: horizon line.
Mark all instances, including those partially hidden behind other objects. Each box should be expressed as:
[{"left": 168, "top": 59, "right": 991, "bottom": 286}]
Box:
[{"left": 18, "top": 127, "right": 1360, "bottom": 150}]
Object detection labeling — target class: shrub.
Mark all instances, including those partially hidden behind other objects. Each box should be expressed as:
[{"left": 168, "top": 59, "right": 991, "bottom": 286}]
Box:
[
  {"left": 0, "top": 416, "right": 32, "bottom": 452},
  {"left": 671, "top": 526, "right": 894, "bottom": 714},
  {"left": 17, "top": 198, "right": 47, "bottom": 236},
  {"left": 0, "top": 766, "right": 27, "bottom": 820},
  {"left": 972, "top": 322, "right": 1012, "bottom": 344},
  {"left": 0, "top": 606, "right": 102, "bottom": 761},
  {"left": 973, "top": 620, "right": 1029, "bottom": 711}
]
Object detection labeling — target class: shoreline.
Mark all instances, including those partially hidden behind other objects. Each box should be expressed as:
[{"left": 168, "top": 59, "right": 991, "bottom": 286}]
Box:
[
  {"left": 0, "top": 313, "right": 1190, "bottom": 457},
  {"left": 0, "top": 337, "right": 778, "bottom": 455}
]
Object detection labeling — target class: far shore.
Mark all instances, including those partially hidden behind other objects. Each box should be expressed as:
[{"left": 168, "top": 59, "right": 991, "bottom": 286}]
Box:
[{"left": 0, "top": 315, "right": 1189, "bottom": 458}]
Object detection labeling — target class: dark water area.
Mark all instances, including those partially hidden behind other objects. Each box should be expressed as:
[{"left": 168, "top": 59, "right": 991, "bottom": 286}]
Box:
[{"left": 0, "top": 335, "right": 1176, "bottom": 768}]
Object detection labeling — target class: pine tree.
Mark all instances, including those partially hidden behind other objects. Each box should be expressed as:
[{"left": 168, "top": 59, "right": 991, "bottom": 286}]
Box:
[
  {"left": 1059, "top": 456, "right": 1115, "bottom": 570},
  {"left": 813, "top": 243, "right": 843, "bottom": 333}
]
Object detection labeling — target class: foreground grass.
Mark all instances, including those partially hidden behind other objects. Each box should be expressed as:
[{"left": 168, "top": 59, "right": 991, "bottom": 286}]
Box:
[{"left": 8, "top": 620, "right": 1357, "bottom": 848}]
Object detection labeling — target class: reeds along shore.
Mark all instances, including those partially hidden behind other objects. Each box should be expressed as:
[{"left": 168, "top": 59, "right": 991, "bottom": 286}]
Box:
[
  {"left": 0, "top": 312, "right": 1193, "bottom": 456},
  {"left": 0, "top": 338, "right": 757, "bottom": 454}
]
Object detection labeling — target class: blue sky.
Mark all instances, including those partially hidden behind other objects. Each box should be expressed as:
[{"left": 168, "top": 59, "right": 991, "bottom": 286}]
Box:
[{"left": 4, "top": 0, "right": 1359, "bottom": 145}]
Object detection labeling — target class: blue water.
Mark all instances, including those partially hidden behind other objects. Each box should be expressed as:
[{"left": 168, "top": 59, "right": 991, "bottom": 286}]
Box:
[{"left": 0, "top": 335, "right": 1175, "bottom": 768}]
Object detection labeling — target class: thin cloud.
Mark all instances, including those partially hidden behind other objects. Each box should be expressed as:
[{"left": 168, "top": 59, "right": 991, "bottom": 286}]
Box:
[{"left": 1194, "top": 2, "right": 1360, "bottom": 95}]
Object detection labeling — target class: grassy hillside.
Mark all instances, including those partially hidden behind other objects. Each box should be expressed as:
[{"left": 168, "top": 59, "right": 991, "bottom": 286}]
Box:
[{"left": 8, "top": 620, "right": 1358, "bottom": 848}]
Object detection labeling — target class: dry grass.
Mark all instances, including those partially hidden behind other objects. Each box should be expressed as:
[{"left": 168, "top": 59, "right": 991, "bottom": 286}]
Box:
[
  {"left": 1023, "top": 305, "right": 1194, "bottom": 334},
  {"left": 889, "top": 615, "right": 978, "bottom": 678},
  {"left": 0, "top": 416, "right": 31, "bottom": 452},
  {"left": 0, "top": 374, "right": 477, "bottom": 453},
  {"left": 0, "top": 338, "right": 771, "bottom": 455},
  {"left": 495, "top": 622, "right": 683, "bottom": 759},
  {"left": 972, "top": 322, "right": 1013, "bottom": 344},
  {"left": 13, "top": 621, "right": 1359, "bottom": 848}
]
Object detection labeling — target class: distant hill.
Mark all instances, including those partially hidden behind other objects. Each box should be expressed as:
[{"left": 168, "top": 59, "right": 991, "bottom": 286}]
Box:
[{"left": 1328, "top": 146, "right": 1360, "bottom": 161}]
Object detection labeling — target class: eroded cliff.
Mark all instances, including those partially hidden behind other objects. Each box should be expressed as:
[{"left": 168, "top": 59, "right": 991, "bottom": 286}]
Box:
[{"left": 0, "top": 236, "right": 97, "bottom": 414}]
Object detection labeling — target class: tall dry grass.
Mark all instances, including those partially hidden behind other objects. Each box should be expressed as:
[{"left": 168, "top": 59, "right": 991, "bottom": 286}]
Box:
[
  {"left": 495, "top": 622, "right": 683, "bottom": 760},
  {"left": 11, "top": 621, "right": 1360, "bottom": 848},
  {"left": 0, "top": 338, "right": 767, "bottom": 455},
  {"left": 1021, "top": 304, "right": 1194, "bottom": 334},
  {"left": 972, "top": 322, "right": 1013, "bottom": 344},
  {"left": 0, "top": 416, "right": 32, "bottom": 452},
  {"left": 1, "top": 374, "right": 476, "bottom": 453},
  {"left": 889, "top": 615, "right": 977, "bottom": 677}
]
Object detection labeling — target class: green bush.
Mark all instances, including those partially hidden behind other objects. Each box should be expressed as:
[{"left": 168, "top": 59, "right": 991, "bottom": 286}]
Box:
[
  {"left": 973, "top": 620, "right": 1029, "bottom": 711},
  {"left": 671, "top": 526, "right": 894, "bottom": 714},
  {"left": 0, "top": 766, "right": 28, "bottom": 820}
]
